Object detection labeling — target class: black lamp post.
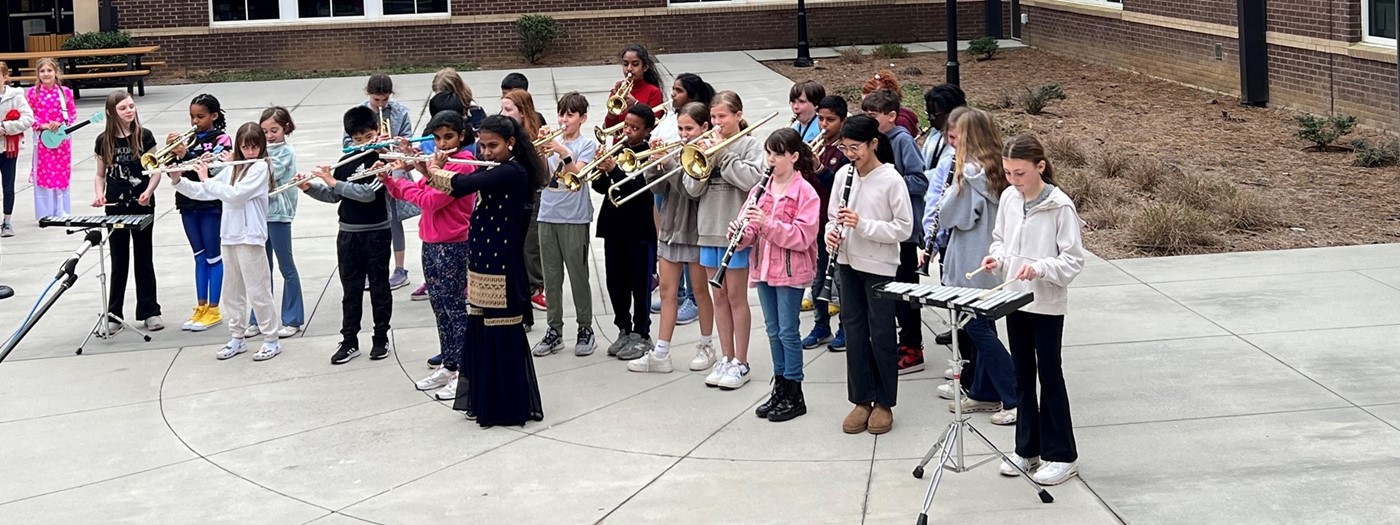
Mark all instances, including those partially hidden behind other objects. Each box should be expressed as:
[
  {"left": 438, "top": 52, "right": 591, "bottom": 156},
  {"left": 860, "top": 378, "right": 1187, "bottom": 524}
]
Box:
[
  {"left": 946, "top": 0, "right": 959, "bottom": 85},
  {"left": 794, "top": 0, "right": 813, "bottom": 67}
]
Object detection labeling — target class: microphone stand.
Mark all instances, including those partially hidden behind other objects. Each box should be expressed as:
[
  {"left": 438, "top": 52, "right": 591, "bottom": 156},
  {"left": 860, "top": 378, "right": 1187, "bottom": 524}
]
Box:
[{"left": 0, "top": 230, "right": 103, "bottom": 365}]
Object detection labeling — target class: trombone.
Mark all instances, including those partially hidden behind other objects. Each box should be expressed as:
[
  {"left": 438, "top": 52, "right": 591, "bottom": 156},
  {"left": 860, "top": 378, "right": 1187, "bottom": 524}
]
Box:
[
  {"left": 604, "top": 132, "right": 714, "bottom": 207},
  {"left": 616, "top": 140, "right": 683, "bottom": 173},
  {"left": 607, "top": 73, "right": 634, "bottom": 116},
  {"left": 140, "top": 126, "right": 198, "bottom": 170},
  {"left": 680, "top": 111, "right": 780, "bottom": 179}
]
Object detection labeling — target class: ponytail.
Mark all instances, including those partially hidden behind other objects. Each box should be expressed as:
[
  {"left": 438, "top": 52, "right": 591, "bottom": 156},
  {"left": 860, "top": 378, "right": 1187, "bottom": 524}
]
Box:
[
  {"left": 764, "top": 128, "right": 820, "bottom": 176},
  {"left": 480, "top": 115, "right": 547, "bottom": 194},
  {"left": 192, "top": 93, "right": 226, "bottom": 130}
]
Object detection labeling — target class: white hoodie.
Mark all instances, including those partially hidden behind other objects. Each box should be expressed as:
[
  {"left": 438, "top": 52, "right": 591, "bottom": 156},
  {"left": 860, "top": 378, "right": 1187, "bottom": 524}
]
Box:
[
  {"left": 987, "top": 184, "right": 1085, "bottom": 316},
  {"left": 0, "top": 85, "right": 35, "bottom": 137},
  {"left": 825, "top": 162, "right": 912, "bottom": 277},
  {"left": 171, "top": 160, "right": 271, "bottom": 246}
]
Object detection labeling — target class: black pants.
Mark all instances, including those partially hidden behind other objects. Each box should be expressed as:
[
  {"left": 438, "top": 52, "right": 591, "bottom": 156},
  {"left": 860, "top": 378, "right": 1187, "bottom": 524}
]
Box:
[
  {"left": 838, "top": 265, "right": 898, "bottom": 407},
  {"left": 1007, "top": 311, "right": 1077, "bottom": 462},
  {"left": 811, "top": 241, "right": 832, "bottom": 328},
  {"left": 895, "top": 242, "right": 922, "bottom": 348},
  {"left": 603, "top": 238, "right": 652, "bottom": 336},
  {"left": 337, "top": 229, "right": 392, "bottom": 348},
  {"left": 106, "top": 208, "right": 160, "bottom": 321},
  {"left": 954, "top": 328, "right": 980, "bottom": 391}
]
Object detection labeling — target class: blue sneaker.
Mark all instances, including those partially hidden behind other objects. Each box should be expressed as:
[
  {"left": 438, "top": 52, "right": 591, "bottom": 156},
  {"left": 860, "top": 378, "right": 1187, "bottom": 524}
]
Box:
[
  {"left": 802, "top": 325, "right": 833, "bottom": 350},
  {"left": 427, "top": 353, "right": 443, "bottom": 367},
  {"left": 829, "top": 326, "right": 847, "bottom": 352},
  {"left": 676, "top": 297, "right": 699, "bottom": 325},
  {"left": 650, "top": 292, "right": 664, "bottom": 314}
]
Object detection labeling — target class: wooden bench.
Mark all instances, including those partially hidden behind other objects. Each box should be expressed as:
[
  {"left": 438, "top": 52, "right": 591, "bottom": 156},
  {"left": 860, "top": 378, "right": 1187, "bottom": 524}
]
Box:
[
  {"left": 0, "top": 46, "right": 161, "bottom": 99},
  {"left": 18, "top": 61, "right": 166, "bottom": 74}
]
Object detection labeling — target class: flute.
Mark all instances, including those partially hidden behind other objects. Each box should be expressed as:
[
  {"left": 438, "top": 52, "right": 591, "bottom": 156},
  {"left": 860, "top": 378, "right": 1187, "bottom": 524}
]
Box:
[
  {"left": 342, "top": 135, "right": 432, "bottom": 154},
  {"left": 378, "top": 151, "right": 500, "bottom": 168},
  {"left": 143, "top": 158, "right": 262, "bottom": 175},
  {"left": 709, "top": 167, "right": 774, "bottom": 289},
  {"left": 816, "top": 166, "right": 856, "bottom": 302}
]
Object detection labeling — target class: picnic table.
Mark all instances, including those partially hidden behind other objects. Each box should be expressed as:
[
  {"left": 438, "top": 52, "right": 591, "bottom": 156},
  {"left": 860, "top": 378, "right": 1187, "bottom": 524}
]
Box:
[{"left": 1, "top": 46, "right": 162, "bottom": 99}]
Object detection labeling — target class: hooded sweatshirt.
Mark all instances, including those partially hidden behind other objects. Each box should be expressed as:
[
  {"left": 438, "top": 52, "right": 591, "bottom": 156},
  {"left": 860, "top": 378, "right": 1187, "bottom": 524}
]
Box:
[
  {"left": 170, "top": 160, "right": 271, "bottom": 246},
  {"left": 988, "top": 184, "right": 1086, "bottom": 316},
  {"left": 886, "top": 125, "right": 927, "bottom": 244},
  {"left": 684, "top": 134, "right": 766, "bottom": 247},
  {"left": 266, "top": 141, "right": 299, "bottom": 223},
  {"left": 938, "top": 162, "right": 1001, "bottom": 290},
  {"left": 824, "top": 163, "right": 912, "bottom": 277},
  {"left": 0, "top": 85, "right": 35, "bottom": 139},
  {"left": 648, "top": 152, "right": 701, "bottom": 247},
  {"left": 921, "top": 131, "right": 954, "bottom": 245}
]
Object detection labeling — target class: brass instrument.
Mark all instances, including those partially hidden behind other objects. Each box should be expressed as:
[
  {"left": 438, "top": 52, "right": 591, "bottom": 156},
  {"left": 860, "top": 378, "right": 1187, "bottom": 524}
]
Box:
[
  {"left": 914, "top": 123, "right": 935, "bottom": 143},
  {"left": 379, "top": 151, "right": 501, "bottom": 169},
  {"left": 679, "top": 111, "right": 780, "bottom": 179},
  {"left": 807, "top": 134, "right": 826, "bottom": 154},
  {"left": 143, "top": 158, "right": 263, "bottom": 175},
  {"left": 616, "top": 140, "right": 682, "bottom": 173},
  {"left": 140, "top": 127, "right": 198, "bottom": 170},
  {"left": 606, "top": 73, "right": 635, "bottom": 116},
  {"left": 269, "top": 173, "right": 315, "bottom": 196},
  {"left": 560, "top": 140, "right": 628, "bottom": 192},
  {"left": 604, "top": 131, "right": 715, "bottom": 207},
  {"left": 593, "top": 121, "right": 625, "bottom": 144},
  {"left": 532, "top": 127, "right": 565, "bottom": 149}
]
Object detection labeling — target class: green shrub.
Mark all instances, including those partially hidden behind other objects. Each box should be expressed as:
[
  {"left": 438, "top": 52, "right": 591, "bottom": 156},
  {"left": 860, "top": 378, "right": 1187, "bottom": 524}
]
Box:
[
  {"left": 968, "top": 36, "right": 999, "bottom": 61},
  {"left": 1351, "top": 138, "right": 1400, "bottom": 167},
  {"left": 1019, "top": 84, "right": 1066, "bottom": 115},
  {"left": 1293, "top": 114, "right": 1356, "bottom": 150},
  {"left": 873, "top": 43, "right": 909, "bottom": 59},
  {"left": 516, "top": 15, "right": 564, "bottom": 64},
  {"left": 60, "top": 31, "right": 133, "bottom": 66}
]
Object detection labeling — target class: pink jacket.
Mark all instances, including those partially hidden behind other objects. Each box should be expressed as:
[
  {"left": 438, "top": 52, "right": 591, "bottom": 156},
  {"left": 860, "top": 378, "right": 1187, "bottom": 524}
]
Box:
[
  {"left": 384, "top": 152, "right": 477, "bottom": 243},
  {"left": 736, "top": 173, "right": 821, "bottom": 289}
]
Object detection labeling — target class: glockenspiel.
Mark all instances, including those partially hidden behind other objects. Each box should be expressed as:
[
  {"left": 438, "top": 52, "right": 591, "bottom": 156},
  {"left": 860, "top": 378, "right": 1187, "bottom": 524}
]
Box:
[
  {"left": 873, "top": 282, "right": 1033, "bottom": 320},
  {"left": 40, "top": 214, "right": 153, "bottom": 230}
]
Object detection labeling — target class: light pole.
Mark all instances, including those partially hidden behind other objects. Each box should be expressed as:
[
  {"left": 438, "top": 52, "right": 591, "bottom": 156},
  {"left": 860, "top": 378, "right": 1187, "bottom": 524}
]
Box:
[
  {"left": 795, "top": 0, "right": 813, "bottom": 67},
  {"left": 946, "top": 0, "right": 960, "bottom": 85}
]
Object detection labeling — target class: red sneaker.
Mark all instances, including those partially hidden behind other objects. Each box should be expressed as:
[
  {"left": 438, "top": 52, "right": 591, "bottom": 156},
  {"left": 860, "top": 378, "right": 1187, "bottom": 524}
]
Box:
[
  {"left": 530, "top": 288, "right": 548, "bottom": 311},
  {"left": 897, "top": 345, "right": 925, "bottom": 375}
]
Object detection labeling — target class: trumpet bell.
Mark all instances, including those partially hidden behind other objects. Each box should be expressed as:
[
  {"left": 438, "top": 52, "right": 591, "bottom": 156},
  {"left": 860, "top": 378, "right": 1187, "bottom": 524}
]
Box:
[{"left": 680, "top": 144, "right": 711, "bottom": 180}]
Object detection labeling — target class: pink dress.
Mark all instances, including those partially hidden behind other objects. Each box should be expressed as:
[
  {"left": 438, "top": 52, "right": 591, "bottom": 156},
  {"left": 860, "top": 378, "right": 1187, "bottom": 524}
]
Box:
[{"left": 27, "top": 84, "right": 75, "bottom": 190}]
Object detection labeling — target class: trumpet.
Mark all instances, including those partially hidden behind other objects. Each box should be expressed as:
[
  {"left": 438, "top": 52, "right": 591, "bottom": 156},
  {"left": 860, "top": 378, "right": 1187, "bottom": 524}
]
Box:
[
  {"left": 532, "top": 127, "right": 565, "bottom": 149},
  {"left": 914, "top": 123, "right": 935, "bottom": 143},
  {"left": 269, "top": 172, "right": 316, "bottom": 196},
  {"left": 680, "top": 111, "right": 780, "bottom": 179},
  {"left": 710, "top": 167, "right": 775, "bottom": 288},
  {"left": 807, "top": 134, "right": 826, "bottom": 154},
  {"left": 616, "top": 140, "right": 682, "bottom": 173},
  {"left": 604, "top": 131, "right": 715, "bottom": 207},
  {"left": 379, "top": 151, "right": 501, "bottom": 169},
  {"left": 562, "top": 140, "right": 628, "bottom": 192},
  {"left": 593, "top": 121, "right": 625, "bottom": 144},
  {"left": 140, "top": 127, "right": 198, "bottom": 170},
  {"left": 143, "top": 158, "right": 263, "bottom": 175},
  {"left": 343, "top": 135, "right": 432, "bottom": 154},
  {"left": 607, "top": 73, "right": 635, "bottom": 116}
]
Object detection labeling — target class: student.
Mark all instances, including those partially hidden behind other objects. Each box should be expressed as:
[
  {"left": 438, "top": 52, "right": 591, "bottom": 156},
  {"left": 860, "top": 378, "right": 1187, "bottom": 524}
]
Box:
[
  {"left": 653, "top": 72, "right": 716, "bottom": 143},
  {"left": 299, "top": 106, "right": 393, "bottom": 365},
  {"left": 801, "top": 95, "right": 850, "bottom": 352},
  {"left": 733, "top": 127, "right": 820, "bottom": 422},
  {"left": 342, "top": 74, "right": 414, "bottom": 291},
  {"left": 499, "top": 88, "right": 547, "bottom": 320},
  {"left": 432, "top": 68, "right": 486, "bottom": 132},
  {"left": 438, "top": 115, "right": 548, "bottom": 427},
  {"left": 170, "top": 94, "right": 231, "bottom": 332},
  {"left": 921, "top": 84, "right": 967, "bottom": 354},
  {"left": 989, "top": 133, "right": 1085, "bottom": 486},
  {"left": 0, "top": 63, "right": 32, "bottom": 237},
  {"left": 411, "top": 91, "right": 477, "bottom": 304},
  {"left": 629, "top": 101, "right": 717, "bottom": 374},
  {"left": 92, "top": 91, "right": 162, "bottom": 333},
  {"left": 500, "top": 73, "right": 548, "bottom": 132},
  {"left": 533, "top": 92, "right": 599, "bottom": 357},
  {"left": 930, "top": 106, "right": 977, "bottom": 399},
  {"left": 860, "top": 70, "right": 920, "bottom": 137},
  {"left": 245, "top": 107, "right": 303, "bottom": 338},
  {"left": 686, "top": 91, "right": 765, "bottom": 391},
  {"left": 583, "top": 103, "right": 657, "bottom": 362},
  {"left": 27, "top": 58, "right": 74, "bottom": 221},
  {"left": 384, "top": 110, "right": 479, "bottom": 400},
  {"left": 861, "top": 89, "right": 928, "bottom": 374},
  {"left": 788, "top": 80, "right": 825, "bottom": 143},
  {"left": 826, "top": 115, "right": 912, "bottom": 435},
  {"left": 939, "top": 108, "right": 1017, "bottom": 426},
  {"left": 169, "top": 123, "right": 282, "bottom": 361},
  {"left": 602, "top": 44, "right": 664, "bottom": 129}
]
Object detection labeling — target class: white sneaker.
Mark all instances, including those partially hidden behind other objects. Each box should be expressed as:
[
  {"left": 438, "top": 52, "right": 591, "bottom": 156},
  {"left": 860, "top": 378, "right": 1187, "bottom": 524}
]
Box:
[
  {"left": 1000, "top": 454, "right": 1040, "bottom": 477},
  {"left": 277, "top": 325, "right": 299, "bottom": 337},
  {"left": 948, "top": 398, "right": 1001, "bottom": 413},
  {"left": 1032, "top": 461, "right": 1078, "bottom": 486},
  {"left": 216, "top": 339, "right": 248, "bottom": 360},
  {"left": 627, "top": 351, "right": 674, "bottom": 373},
  {"left": 416, "top": 367, "right": 457, "bottom": 391},
  {"left": 944, "top": 367, "right": 955, "bottom": 380},
  {"left": 253, "top": 341, "right": 282, "bottom": 361},
  {"left": 243, "top": 325, "right": 260, "bottom": 337},
  {"left": 705, "top": 357, "right": 731, "bottom": 387},
  {"left": 990, "top": 407, "right": 1018, "bottom": 426},
  {"left": 689, "top": 342, "right": 716, "bottom": 371},
  {"left": 717, "top": 362, "right": 751, "bottom": 390},
  {"left": 937, "top": 382, "right": 958, "bottom": 400},
  {"left": 434, "top": 380, "right": 458, "bottom": 401}
]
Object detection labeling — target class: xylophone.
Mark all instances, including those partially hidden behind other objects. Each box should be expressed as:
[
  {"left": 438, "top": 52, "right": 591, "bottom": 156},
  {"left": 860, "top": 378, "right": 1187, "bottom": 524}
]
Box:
[
  {"left": 40, "top": 215, "right": 153, "bottom": 230},
  {"left": 873, "top": 282, "right": 1033, "bottom": 320}
]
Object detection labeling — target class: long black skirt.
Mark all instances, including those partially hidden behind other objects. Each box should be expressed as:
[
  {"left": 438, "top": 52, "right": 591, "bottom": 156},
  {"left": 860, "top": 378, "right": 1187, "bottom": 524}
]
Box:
[{"left": 453, "top": 317, "right": 544, "bottom": 427}]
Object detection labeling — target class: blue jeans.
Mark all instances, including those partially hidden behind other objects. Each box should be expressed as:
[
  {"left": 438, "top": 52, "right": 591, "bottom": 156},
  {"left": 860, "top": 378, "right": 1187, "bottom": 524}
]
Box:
[
  {"left": 251, "top": 222, "right": 304, "bottom": 327},
  {"left": 961, "top": 316, "right": 1017, "bottom": 409},
  {"left": 679, "top": 263, "right": 695, "bottom": 303},
  {"left": 757, "top": 283, "right": 805, "bottom": 382},
  {"left": 180, "top": 208, "right": 223, "bottom": 304}
]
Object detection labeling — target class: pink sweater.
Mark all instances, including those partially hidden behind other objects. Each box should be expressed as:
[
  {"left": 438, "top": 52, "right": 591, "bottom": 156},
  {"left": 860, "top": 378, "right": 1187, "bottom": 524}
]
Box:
[
  {"left": 736, "top": 173, "right": 821, "bottom": 288},
  {"left": 384, "top": 152, "right": 477, "bottom": 243}
]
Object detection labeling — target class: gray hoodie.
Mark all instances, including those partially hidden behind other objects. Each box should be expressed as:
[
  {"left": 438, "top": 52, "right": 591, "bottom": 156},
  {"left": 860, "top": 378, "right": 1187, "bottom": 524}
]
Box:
[
  {"left": 647, "top": 154, "right": 700, "bottom": 247},
  {"left": 886, "top": 125, "right": 927, "bottom": 244},
  {"left": 939, "top": 162, "right": 1001, "bottom": 289},
  {"left": 683, "top": 135, "right": 766, "bottom": 247}
]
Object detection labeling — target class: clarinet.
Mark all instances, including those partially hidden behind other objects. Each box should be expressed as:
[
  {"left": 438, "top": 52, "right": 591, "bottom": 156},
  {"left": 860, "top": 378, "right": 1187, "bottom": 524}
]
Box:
[
  {"left": 917, "top": 237, "right": 937, "bottom": 276},
  {"left": 816, "top": 166, "right": 856, "bottom": 302},
  {"left": 708, "top": 167, "right": 775, "bottom": 289}
]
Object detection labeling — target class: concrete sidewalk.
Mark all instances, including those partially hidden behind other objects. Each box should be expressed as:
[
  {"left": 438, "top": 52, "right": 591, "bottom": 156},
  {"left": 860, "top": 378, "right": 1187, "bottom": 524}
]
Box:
[{"left": 1, "top": 51, "right": 1397, "bottom": 525}]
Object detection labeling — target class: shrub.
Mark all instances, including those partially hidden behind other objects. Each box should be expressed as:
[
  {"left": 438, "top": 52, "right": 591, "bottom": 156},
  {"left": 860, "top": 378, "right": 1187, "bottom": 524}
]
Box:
[
  {"left": 1082, "top": 204, "right": 1131, "bottom": 230},
  {"left": 1160, "top": 174, "right": 1236, "bottom": 213},
  {"left": 1059, "top": 168, "right": 1126, "bottom": 212},
  {"left": 1352, "top": 138, "right": 1400, "bottom": 167},
  {"left": 1044, "top": 135, "right": 1088, "bottom": 168},
  {"left": 60, "top": 31, "right": 133, "bottom": 66},
  {"left": 1217, "top": 190, "right": 1279, "bottom": 231},
  {"left": 1019, "top": 84, "right": 1067, "bottom": 115},
  {"left": 873, "top": 43, "right": 909, "bottom": 59},
  {"left": 1126, "top": 158, "right": 1176, "bottom": 193},
  {"left": 516, "top": 15, "right": 564, "bottom": 64},
  {"left": 1094, "top": 150, "right": 1133, "bottom": 180},
  {"left": 838, "top": 46, "right": 866, "bottom": 64},
  {"left": 968, "top": 36, "right": 999, "bottom": 61},
  {"left": 1293, "top": 114, "right": 1356, "bottom": 150},
  {"left": 1129, "top": 202, "right": 1216, "bottom": 254}
]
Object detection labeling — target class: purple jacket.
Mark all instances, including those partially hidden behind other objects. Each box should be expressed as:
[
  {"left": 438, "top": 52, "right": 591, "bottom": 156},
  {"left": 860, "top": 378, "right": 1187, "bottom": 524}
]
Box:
[{"left": 736, "top": 174, "right": 821, "bottom": 289}]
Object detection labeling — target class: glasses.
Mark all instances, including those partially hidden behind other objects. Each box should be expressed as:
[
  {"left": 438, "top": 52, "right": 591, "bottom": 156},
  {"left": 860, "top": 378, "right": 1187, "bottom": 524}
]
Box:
[{"left": 834, "top": 142, "right": 868, "bottom": 153}]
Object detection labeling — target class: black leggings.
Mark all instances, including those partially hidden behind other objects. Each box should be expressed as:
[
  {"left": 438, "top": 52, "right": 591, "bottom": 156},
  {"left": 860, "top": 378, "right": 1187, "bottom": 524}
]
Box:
[{"left": 1007, "top": 311, "right": 1077, "bottom": 462}]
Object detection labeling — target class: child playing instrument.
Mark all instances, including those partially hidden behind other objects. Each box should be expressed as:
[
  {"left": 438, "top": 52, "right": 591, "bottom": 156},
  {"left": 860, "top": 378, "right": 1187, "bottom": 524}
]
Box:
[
  {"left": 533, "top": 92, "right": 599, "bottom": 357},
  {"left": 344, "top": 74, "right": 415, "bottom": 291},
  {"left": 499, "top": 88, "right": 547, "bottom": 319},
  {"left": 789, "top": 80, "right": 825, "bottom": 143},
  {"left": 27, "top": 58, "right": 74, "bottom": 221},
  {"left": 628, "top": 102, "right": 717, "bottom": 374},
  {"left": 802, "top": 95, "right": 850, "bottom": 352},
  {"left": 988, "top": 133, "right": 1085, "bottom": 486},
  {"left": 171, "top": 93, "right": 232, "bottom": 332},
  {"left": 384, "top": 110, "right": 479, "bottom": 400},
  {"left": 686, "top": 91, "right": 766, "bottom": 391},
  {"left": 0, "top": 62, "right": 32, "bottom": 237},
  {"left": 169, "top": 123, "right": 282, "bottom": 361},
  {"left": 92, "top": 91, "right": 162, "bottom": 333},
  {"left": 602, "top": 44, "right": 664, "bottom": 129},
  {"left": 300, "top": 106, "right": 394, "bottom": 365},
  {"left": 826, "top": 115, "right": 912, "bottom": 435},
  {"left": 732, "top": 128, "right": 820, "bottom": 422},
  {"left": 245, "top": 107, "right": 303, "bottom": 338},
  {"left": 649, "top": 73, "right": 716, "bottom": 321}
]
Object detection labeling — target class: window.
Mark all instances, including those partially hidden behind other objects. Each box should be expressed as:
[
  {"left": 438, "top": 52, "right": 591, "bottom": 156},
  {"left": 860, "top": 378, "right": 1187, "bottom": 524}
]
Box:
[
  {"left": 298, "top": 0, "right": 364, "bottom": 18},
  {"left": 212, "top": 0, "right": 445, "bottom": 23},
  {"left": 382, "top": 0, "right": 445, "bottom": 15},
  {"left": 213, "top": 0, "right": 279, "bottom": 21},
  {"left": 1365, "top": 0, "right": 1397, "bottom": 44}
]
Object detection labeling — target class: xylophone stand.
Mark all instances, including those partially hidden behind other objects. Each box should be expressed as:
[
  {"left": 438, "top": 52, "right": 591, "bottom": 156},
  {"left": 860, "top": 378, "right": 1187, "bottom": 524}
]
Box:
[
  {"left": 76, "top": 227, "right": 151, "bottom": 355},
  {"left": 911, "top": 308, "right": 1051, "bottom": 525}
]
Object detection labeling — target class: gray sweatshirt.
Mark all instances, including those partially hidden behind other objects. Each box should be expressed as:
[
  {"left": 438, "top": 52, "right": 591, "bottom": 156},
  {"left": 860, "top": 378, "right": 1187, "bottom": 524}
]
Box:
[
  {"left": 683, "top": 135, "right": 766, "bottom": 247},
  {"left": 303, "top": 178, "right": 392, "bottom": 232},
  {"left": 648, "top": 154, "right": 701, "bottom": 247},
  {"left": 938, "top": 163, "right": 1001, "bottom": 289}
]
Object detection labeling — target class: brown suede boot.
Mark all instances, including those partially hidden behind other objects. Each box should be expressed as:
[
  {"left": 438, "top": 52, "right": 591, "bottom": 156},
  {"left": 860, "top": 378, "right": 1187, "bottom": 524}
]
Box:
[
  {"left": 868, "top": 403, "right": 893, "bottom": 435},
  {"left": 843, "top": 403, "right": 873, "bottom": 434}
]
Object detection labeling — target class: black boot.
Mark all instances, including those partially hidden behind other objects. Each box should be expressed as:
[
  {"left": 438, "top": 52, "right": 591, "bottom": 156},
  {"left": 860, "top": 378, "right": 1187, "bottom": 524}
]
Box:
[
  {"left": 768, "top": 379, "right": 807, "bottom": 422},
  {"left": 935, "top": 330, "right": 952, "bottom": 346},
  {"left": 755, "top": 376, "right": 786, "bottom": 418}
]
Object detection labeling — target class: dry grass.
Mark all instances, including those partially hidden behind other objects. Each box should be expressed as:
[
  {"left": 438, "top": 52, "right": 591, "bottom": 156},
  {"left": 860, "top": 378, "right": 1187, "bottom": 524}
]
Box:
[
  {"left": 1094, "top": 150, "right": 1134, "bottom": 180},
  {"left": 1059, "top": 168, "right": 1127, "bottom": 212},
  {"left": 1045, "top": 135, "right": 1088, "bottom": 169},
  {"left": 1126, "top": 158, "right": 1176, "bottom": 193},
  {"left": 1082, "top": 203, "right": 1132, "bottom": 230},
  {"left": 1159, "top": 174, "right": 1237, "bottom": 212},
  {"left": 1216, "top": 190, "right": 1280, "bottom": 231},
  {"left": 838, "top": 47, "right": 866, "bottom": 64},
  {"left": 1129, "top": 202, "right": 1217, "bottom": 254}
]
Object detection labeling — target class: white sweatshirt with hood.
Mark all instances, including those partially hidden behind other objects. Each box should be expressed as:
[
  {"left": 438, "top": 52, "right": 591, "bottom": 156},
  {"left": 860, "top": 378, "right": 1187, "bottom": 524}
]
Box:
[{"left": 987, "top": 184, "right": 1085, "bottom": 316}]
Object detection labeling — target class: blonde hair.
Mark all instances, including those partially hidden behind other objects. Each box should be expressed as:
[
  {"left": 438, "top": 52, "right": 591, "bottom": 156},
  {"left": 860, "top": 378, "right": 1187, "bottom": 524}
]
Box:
[
  {"left": 34, "top": 58, "right": 61, "bottom": 85},
  {"left": 952, "top": 108, "right": 1007, "bottom": 198},
  {"left": 432, "top": 68, "right": 474, "bottom": 109}
]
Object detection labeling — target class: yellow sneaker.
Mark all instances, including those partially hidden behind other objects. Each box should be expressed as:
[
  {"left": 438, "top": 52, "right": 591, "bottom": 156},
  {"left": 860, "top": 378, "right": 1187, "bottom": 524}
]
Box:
[
  {"left": 182, "top": 305, "right": 208, "bottom": 331},
  {"left": 800, "top": 298, "right": 814, "bottom": 312},
  {"left": 828, "top": 304, "right": 840, "bottom": 317},
  {"left": 191, "top": 305, "right": 223, "bottom": 332}
]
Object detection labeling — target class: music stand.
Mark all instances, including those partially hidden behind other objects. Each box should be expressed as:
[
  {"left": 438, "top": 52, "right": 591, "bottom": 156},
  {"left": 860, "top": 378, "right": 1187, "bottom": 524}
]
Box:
[
  {"left": 75, "top": 226, "right": 151, "bottom": 354},
  {"left": 911, "top": 304, "right": 1051, "bottom": 525}
]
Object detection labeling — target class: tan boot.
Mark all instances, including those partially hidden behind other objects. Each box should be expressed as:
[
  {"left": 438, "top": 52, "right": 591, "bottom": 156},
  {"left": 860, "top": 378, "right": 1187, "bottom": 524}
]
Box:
[
  {"left": 843, "top": 403, "right": 873, "bottom": 434},
  {"left": 868, "top": 403, "right": 894, "bottom": 435}
]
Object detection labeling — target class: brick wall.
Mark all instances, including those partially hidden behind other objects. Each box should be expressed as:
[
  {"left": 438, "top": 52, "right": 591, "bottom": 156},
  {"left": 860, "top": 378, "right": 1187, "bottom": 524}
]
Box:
[
  {"left": 1128, "top": 0, "right": 1235, "bottom": 27},
  {"left": 1267, "top": 0, "right": 1357, "bottom": 42}
]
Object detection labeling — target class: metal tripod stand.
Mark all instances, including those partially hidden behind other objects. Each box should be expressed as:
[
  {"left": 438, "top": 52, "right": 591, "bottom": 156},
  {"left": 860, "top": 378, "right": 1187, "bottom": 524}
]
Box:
[
  {"left": 911, "top": 307, "right": 1051, "bottom": 525},
  {"left": 76, "top": 227, "right": 151, "bottom": 355}
]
